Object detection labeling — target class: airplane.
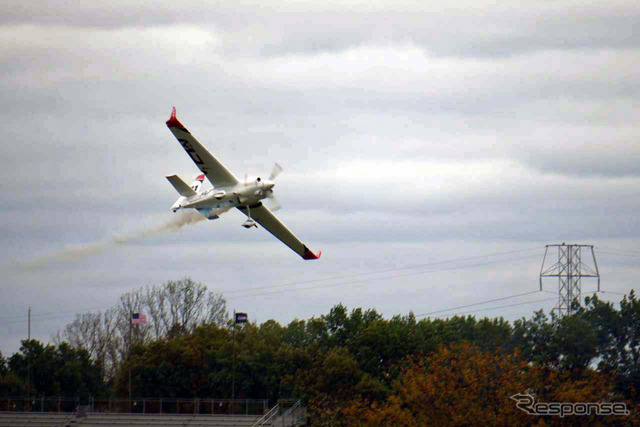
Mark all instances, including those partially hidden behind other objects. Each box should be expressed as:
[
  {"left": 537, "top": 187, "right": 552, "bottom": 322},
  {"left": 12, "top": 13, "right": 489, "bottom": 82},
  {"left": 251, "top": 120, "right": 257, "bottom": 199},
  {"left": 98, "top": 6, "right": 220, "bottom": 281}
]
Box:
[{"left": 165, "top": 107, "right": 321, "bottom": 260}]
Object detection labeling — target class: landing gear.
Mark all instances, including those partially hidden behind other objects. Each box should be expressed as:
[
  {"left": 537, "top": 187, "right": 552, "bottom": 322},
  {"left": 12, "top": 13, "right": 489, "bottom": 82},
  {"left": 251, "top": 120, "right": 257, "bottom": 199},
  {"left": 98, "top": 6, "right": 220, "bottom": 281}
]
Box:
[{"left": 242, "top": 205, "right": 257, "bottom": 229}]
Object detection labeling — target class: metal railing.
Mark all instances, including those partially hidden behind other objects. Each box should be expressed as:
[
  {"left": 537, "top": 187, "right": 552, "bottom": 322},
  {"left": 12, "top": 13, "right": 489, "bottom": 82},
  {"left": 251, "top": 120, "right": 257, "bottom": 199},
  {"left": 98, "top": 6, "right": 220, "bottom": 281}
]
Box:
[
  {"left": 252, "top": 403, "right": 279, "bottom": 427},
  {"left": 0, "top": 397, "right": 268, "bottom": 415},
  {"left": 252, "top": 399, "right": 304, "bottom": 427},
  {"left": 274, "top": 400, "right": 303, "bottom": 427}
]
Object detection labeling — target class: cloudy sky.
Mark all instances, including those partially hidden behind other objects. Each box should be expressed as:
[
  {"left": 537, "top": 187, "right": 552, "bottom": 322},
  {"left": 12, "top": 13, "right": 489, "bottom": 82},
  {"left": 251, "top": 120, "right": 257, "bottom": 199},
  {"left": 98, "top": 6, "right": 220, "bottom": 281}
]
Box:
[{"left": 1, "top": 1, "right": 639, "bottom": 356}]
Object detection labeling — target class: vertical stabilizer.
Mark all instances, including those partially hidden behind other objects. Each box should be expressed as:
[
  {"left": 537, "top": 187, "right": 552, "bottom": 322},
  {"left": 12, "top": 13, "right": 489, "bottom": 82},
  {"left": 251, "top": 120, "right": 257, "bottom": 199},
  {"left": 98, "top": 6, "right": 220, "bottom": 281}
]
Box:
[{"left": 190, "top": 174, "right": 206, "bottom": 193}]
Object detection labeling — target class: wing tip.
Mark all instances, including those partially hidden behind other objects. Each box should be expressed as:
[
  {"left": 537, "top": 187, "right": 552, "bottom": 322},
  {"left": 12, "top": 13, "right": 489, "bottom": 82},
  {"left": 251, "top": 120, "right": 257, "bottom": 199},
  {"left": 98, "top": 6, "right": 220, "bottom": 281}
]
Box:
[
  {"left": 166, "top": 106, "right": 187, "bottom": 130},
  {"left": 302, "top": 246, "right": 321, "bottom": 260}
]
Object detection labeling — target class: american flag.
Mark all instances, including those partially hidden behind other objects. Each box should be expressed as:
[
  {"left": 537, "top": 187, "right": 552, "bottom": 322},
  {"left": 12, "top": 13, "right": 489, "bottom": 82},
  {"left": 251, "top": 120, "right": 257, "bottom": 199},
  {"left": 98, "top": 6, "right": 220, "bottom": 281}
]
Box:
[{"left": 131, "top": 312, "right": 147, "bottom": 324}]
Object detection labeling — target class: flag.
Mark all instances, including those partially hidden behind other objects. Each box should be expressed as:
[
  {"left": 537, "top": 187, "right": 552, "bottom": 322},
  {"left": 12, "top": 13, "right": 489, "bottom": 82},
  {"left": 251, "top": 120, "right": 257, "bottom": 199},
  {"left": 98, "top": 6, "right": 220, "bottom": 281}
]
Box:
[
  {"left": 131, "top": 312, "right": 147, "bottom": 324},
  {"left": 235, "top": 312, "right": 248, "bottom": 324}
]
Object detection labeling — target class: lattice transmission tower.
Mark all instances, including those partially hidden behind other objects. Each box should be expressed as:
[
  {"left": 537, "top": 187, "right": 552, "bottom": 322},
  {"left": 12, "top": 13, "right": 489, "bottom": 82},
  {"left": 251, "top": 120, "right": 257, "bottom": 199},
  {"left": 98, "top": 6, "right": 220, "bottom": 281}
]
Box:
[{"left": 539, "top": 244, "right": 600, "bottom": 316}]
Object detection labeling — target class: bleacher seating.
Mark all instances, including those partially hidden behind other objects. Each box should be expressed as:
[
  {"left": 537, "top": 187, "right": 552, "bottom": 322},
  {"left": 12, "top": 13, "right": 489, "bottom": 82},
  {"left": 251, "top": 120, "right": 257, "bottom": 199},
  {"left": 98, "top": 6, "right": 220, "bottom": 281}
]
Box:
[
  {"left": 0, "top": 412, "right": 72, "bottom": 427},
  {"left": 0, "top": 412, "right": 266, "bottom": 427},
  {"left": 78, "top": 413, "right": 262, "bottom": 427}
]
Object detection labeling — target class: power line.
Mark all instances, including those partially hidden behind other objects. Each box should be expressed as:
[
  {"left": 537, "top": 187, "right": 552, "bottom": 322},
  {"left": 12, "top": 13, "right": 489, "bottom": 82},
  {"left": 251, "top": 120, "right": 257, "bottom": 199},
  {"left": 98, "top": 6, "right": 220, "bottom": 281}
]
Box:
[
  {"left": 597, "top": 247, "right": 640, "bottom": 257},
  {"left": 544, "top": 289, "right": 631, "bottom": 300},
  {"left": 226, "top": 254, "right": 540, "bottom": 300},
  {"left": 415, "top": 290, "right": 542, "bottom": 318},
  {"left": 0, "top": 249, "right": 541, "bottom": 324},
  {"left": 597, "top": 250, "right": 640, "bottom": 258},
  {"left": 600, "top": 290, "right": 628, "bottom": 296},
  {"left": 0, "top": 304, "right": 114, "bottom": 323},
  {"left": 222, "top": 247, "right": 541, "bottom": 297},
  {"left": 0, "top": 248, "right": 543, "bottom": 326},
  {"left": 434, "top": 297, "right": 558, "bottom": 318},
  {"left": 0, "top": 254, "right": 538, "bottom": 327}
]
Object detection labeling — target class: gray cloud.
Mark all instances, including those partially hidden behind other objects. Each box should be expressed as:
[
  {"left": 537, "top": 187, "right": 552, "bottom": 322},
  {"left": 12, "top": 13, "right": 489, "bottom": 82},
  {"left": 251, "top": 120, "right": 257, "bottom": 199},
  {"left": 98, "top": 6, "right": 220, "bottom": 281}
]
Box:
[
  {"left": 1, "top": 1, "right": 639, "bottom": 357},
  {"left": 2, "top": 2, "right": 639, "bottom": 58}
]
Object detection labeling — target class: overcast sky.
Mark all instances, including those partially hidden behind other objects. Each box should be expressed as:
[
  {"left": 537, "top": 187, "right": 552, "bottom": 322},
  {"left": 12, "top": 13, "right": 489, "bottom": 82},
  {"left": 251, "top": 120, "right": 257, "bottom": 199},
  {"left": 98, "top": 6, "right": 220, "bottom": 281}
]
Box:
[{"left": 1, "top": 1, "right": 639, "bottom": 356}]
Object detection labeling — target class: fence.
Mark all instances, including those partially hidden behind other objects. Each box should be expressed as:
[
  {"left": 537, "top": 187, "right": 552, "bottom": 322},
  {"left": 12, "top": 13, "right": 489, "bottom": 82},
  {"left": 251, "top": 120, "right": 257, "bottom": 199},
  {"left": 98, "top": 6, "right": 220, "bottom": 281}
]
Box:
[
  {"left": 0, "top": 397, "right": 269, "bottom": 415},
  {"left": 277, "top": 399, "right": 304, "bottom": 427},
  {"left": 252, "top": 400, "right": 304, "bottom": 427}
]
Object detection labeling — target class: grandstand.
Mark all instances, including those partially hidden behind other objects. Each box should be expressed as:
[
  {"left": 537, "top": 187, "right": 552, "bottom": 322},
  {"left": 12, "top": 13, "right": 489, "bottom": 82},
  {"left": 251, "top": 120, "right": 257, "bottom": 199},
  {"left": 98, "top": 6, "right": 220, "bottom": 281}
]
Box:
[
  {"left": 0, "top": 399, "right": 304, "bottom": 427},
  {"left": 0, "top": 413, "right": 260, "bottom": 427}
]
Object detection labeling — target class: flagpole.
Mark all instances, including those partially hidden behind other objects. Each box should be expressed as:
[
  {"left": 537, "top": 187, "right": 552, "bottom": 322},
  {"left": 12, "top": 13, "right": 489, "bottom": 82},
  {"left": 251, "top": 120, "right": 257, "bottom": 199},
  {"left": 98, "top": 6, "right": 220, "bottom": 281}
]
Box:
[
  {"left": 231, "top": 309, "right": 236, "bottom": 404},
  {"left": 129, "top": 311, "right": 132, "bottom": 406}
]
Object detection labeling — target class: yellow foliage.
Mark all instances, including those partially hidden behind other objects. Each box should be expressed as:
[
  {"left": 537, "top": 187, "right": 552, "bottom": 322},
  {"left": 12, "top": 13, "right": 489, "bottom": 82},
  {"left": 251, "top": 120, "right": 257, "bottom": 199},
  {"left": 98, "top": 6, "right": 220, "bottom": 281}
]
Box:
[{"left": 342, "top": 342, "right": 635, "bottom": 427}]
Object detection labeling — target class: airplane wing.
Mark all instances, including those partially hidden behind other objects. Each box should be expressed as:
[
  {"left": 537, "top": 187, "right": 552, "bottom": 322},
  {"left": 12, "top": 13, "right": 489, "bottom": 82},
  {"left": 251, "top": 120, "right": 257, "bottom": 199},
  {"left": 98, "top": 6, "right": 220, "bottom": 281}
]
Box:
[
  {"left": 166, "top": 108, "right": 239, "bottom": 188},
  {"left": 237, "top": 203, "right": 321, "bottom": 260}
]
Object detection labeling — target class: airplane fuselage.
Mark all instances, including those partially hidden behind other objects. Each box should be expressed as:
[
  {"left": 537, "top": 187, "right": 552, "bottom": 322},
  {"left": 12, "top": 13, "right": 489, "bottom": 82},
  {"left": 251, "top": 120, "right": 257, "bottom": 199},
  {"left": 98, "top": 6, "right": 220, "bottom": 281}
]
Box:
[{"left": 172, "top": 177, "right": 275, "bottom": 213}]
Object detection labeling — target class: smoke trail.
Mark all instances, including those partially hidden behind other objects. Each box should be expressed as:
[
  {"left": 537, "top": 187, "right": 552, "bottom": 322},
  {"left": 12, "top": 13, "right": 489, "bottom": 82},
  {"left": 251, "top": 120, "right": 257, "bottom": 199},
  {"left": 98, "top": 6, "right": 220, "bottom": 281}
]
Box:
[
  {"left": 112, "top": 210, "right": 206, "bottom": 244},
  {"left": 21, "top": 211, "right": 207, "bottom": 270}
]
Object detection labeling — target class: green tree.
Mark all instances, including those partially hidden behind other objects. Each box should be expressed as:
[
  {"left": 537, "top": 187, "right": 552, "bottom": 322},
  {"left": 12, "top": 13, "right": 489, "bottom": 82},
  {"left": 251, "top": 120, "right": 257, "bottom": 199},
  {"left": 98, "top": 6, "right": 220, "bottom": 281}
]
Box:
[
  {"left": 8, "top": 340, "right": 107, "bottom": 398},
  {"left": 552, "top": 315, "right": 598, "bottom": 372},
  {"left": 511, "top": 309, "right": 558, "bottom": 366},
  {"left": 282, "top": 319, "right": 307, "bottom": 347},
  {"left": 0, "top": 351, "right": 23, "bottom": 397},
  {"left": 0, "top": 352, "right": 6, "bottom": 377},
  {"left": 616, "top": 291, "right": 640, "bottom": 396}
]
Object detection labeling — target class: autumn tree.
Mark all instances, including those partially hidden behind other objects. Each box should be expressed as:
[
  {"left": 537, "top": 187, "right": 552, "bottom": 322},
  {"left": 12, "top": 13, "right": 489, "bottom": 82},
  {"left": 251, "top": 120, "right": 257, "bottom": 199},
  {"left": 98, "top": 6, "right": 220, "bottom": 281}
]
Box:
[
  {"left": 343, "top": 342, "right": 634, "bottom": 427},
  {"left": 294, "top": 346, "right": 386, "bottom": 427}
]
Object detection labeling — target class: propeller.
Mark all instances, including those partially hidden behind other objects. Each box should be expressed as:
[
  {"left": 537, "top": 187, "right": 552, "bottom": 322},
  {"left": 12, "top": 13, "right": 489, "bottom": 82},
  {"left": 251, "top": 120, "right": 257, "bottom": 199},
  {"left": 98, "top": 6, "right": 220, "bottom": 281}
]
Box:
[
  {"left": 267, "top": 162, "right": 283, "bottom": 211},
  {"left": 269, "top": 162, "right": 283, "bottom": 181},
  {"left": 242, "top": 163, "right": 283, "bottom": 210},
  {"left": 267, "top": 193, "right": 281, "bottom": 211}
]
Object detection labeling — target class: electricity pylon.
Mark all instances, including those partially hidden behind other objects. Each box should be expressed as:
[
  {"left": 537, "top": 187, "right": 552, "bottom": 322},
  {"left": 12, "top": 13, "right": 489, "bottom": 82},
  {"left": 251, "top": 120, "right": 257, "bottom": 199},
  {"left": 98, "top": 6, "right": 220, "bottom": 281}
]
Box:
[{"left": 539, "top": 244, "right": 600, "bottom": 316}]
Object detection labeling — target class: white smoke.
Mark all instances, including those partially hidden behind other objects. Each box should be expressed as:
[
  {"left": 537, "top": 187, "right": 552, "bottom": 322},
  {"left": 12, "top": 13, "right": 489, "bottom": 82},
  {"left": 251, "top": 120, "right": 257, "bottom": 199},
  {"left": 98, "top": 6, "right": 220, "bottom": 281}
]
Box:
[{"left": 21, "top": 211, "right": 206, "bottom": 270}]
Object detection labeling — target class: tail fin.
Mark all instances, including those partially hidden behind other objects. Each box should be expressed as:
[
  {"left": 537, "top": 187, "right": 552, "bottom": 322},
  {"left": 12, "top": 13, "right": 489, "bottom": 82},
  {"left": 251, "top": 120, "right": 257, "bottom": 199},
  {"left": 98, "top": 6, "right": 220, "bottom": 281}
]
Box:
[
  {"left": 190, "top": 174, "right": 205, "bottom": 194},
  {"left": 166, "top": 175, "right": 197, "bottom": 197}
]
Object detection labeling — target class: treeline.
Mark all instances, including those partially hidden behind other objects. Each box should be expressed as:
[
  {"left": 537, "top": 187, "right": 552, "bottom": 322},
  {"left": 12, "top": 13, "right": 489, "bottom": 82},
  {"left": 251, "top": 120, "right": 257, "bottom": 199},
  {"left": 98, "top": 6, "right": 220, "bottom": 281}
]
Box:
[
  {"left": 0, "top": 340, "right": 107, "bottom": 398},
  {"left": 53, "top": 278, "right": 228, "bottom": 378},
  {"left": 1, "top": 278, "right": 226, "bottom": 398},
  {"left": 115, "top": 293, "right": 640, "bottom": 425},
  {"left": 1, "top": 279, "right": 639, "bottom": 426}
]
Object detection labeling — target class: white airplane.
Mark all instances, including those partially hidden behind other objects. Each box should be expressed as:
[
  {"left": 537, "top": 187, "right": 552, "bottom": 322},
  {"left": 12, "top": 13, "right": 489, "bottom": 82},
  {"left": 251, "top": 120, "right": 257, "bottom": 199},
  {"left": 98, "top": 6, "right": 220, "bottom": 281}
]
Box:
[{"left": 165, "top": 107, "right": 321, "bottom": 260}]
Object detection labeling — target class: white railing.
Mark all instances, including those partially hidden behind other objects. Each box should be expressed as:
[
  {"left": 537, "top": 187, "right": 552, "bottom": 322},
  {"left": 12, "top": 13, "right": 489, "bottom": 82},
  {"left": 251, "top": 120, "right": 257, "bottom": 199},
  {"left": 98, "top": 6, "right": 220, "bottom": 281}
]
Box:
[
  {"left": 252, "top": 403, "right": 279, "bottom": 427},
  {"left": 272, "top": 400, "right": 303, "bottom": 427}
]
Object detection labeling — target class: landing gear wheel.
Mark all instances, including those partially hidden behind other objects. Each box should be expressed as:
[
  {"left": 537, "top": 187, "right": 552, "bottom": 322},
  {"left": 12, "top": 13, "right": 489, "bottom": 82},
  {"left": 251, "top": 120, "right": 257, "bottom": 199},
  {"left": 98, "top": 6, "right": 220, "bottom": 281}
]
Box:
[{"left": 242, "top": 205, "right": 257, "bottom": 229}]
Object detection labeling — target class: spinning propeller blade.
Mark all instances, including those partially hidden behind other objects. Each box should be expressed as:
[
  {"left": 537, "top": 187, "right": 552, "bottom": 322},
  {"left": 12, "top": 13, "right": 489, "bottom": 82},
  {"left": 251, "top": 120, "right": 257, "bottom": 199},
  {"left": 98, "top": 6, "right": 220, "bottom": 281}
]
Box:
[
  {"left": 269, "top": 162, "right": 283, "bottom": 181},
  {"left": 267, "top": 193, "right": 281, "bottom": 211},
  {"left": 267, "top": 163, "right": 283, "bottom": 210}
]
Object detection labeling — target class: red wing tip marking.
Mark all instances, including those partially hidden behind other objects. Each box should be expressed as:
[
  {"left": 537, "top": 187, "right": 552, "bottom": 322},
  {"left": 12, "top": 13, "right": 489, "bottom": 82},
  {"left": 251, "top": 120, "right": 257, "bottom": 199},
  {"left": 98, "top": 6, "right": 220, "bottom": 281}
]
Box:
[
  {"left": 196, "top": 174, "right": 205, "bottom": 181},
  {"left": 166, "top": 106, "right": 186, "bottom": 129},
  {"left": 302, "top": 246, "right": 321, "bottom": 260}
]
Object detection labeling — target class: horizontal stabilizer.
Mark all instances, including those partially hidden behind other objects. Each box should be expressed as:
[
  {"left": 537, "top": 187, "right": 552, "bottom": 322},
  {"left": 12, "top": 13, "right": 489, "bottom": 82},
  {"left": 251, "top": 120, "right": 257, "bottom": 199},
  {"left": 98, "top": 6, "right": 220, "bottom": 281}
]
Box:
[{"left": 166, "top": 175, "right": 197, "bottom": 197}]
